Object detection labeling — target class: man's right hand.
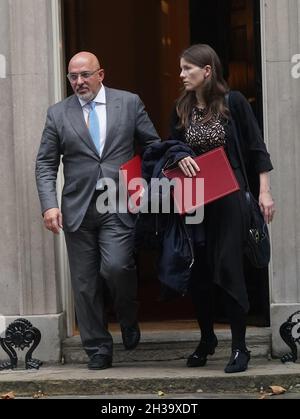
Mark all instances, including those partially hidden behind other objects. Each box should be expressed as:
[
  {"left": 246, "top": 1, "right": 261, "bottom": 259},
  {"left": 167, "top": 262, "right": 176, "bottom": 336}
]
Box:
[{"left": 43, "top": 208, "right": 63, "bottom": 234}]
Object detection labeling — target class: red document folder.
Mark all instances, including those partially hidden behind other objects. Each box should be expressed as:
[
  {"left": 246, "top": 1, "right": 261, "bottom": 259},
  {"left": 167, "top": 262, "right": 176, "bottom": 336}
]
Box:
[
  {"left": 163, "top": 147, "right": 240, "bottom": 214},
  {"left": 120, "top": 155, "right": 142, "bottom": 187},
  {"left": 119, "top": 155, "right": 143, "bottom": 211}
]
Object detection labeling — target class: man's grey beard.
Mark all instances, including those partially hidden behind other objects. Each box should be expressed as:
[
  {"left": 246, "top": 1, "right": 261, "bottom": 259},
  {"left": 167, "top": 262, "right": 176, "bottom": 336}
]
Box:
[{"left": 76, "top": 92, "right": 95, "bottom": 102}]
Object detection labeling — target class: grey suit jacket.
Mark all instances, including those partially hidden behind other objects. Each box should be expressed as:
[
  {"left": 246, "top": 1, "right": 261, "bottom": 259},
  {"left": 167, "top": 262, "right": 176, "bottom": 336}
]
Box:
[{"left": 35, "top": 86, "right": 160, "bottom": 232}]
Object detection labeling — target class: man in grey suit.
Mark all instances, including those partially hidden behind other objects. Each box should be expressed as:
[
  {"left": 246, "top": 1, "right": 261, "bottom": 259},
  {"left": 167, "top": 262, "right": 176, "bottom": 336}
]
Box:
[{"left": 36, "top": 52, "right": 160, "bottom": 370}]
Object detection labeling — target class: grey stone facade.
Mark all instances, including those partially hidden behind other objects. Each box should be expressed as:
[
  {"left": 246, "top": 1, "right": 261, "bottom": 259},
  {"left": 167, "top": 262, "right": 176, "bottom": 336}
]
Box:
[
  {"left": 0, "top": 0, "right": 65, "bottom": 362},
  {"left": 262, "top": 0, "right": 300, "bottom": 356},
  {"left": 0, "top": 0, "right": 299, "bottom": 362}
]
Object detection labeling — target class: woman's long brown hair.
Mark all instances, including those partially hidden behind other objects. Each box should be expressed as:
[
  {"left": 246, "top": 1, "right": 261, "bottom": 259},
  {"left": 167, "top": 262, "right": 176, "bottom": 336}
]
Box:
[{"left": 177, "top": 44, "right": 230, "bottom": 128}]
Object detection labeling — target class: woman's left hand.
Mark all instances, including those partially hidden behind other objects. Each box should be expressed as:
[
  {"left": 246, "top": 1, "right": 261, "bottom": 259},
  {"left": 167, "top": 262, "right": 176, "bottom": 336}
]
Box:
[{"left": 259, "top": 191, "right": 275, "bottom": 224}]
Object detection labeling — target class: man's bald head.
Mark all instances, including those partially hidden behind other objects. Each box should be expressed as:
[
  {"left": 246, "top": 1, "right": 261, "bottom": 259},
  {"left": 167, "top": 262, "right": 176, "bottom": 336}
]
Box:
[
  {"left": 68, "top": 52, "right": 100, "bottom": 73},
  {"left": 68, "top": 51, "right": 104, "bottom": 101}
]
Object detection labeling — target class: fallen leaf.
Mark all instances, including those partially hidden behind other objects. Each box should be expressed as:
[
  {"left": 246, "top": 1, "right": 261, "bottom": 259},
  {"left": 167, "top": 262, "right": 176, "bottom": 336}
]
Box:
[
  {"left": 32, "top": 390, "right": 46, "bottom": 399},
  {"left": 1, "top": 392, "right": 15, "bottom": 399},
  {"left": 269, "top": 386, "right": 287, "bottom": 395}
]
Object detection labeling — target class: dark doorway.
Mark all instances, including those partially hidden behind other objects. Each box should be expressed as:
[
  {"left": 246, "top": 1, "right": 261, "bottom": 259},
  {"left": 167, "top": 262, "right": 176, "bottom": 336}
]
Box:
[
  {"left": 63, "top": 0, "right": 269, "bottom": 326},
  {"left": 190, "top": 0, "right": 263, "bottom": 129},
  {"left": 63, "top": 0, "right": 190, "bottom": 139}
]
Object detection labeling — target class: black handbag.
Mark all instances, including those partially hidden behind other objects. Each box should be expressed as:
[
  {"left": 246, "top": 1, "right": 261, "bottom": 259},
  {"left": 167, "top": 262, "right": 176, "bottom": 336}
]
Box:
[
  {"left": 226, "top": 93, "right": 271, "bottom": 269},
  {"left": 244, "top": 190, "right": 271, "bottom": 268}
]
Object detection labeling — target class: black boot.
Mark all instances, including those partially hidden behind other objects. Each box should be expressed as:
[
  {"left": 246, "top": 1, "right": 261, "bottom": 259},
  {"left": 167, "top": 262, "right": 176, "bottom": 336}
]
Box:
[
  {"left": 224, "top": 349, "right": 251, "bottom": 373},
  {"left": 186, "top": 335, "right": 218, "bottom": 367}
]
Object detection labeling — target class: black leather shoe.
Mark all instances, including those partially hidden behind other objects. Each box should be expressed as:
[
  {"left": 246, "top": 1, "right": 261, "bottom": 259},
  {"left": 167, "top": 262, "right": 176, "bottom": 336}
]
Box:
[
  {"left": 87, "top": 354, "right": 112, "bottom": 370},
  {"left": 121, "top": 323, "right": 141, "bottom": 350},
  {"left": 186, "top": 335, "right": 218, "bottom": 367},
  {"left": 224, "top": 349, "right": 251, "bottom": 373}
]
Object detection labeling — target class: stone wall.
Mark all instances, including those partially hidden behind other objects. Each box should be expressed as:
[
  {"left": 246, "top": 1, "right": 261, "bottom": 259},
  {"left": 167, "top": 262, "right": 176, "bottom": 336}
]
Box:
[
  {"left": 0, "top": 0, "right": 64, "bottom": 362},
  {"left": 262, "top": 0, "right": 300, "bottom": 355}
]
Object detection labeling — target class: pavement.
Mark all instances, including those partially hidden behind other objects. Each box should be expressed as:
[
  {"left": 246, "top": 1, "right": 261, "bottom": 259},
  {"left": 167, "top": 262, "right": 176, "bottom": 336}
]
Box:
[{"left": 1, "top": 359, "right": 300, "bottom": 399}]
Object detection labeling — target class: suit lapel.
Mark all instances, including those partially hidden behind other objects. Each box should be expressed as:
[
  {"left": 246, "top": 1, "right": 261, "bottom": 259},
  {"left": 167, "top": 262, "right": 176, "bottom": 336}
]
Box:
[
  {"left": 67, "top": 95, "right": 100, "bottom": 158},
  {"left": 101, "top": 87, "right": 122, "bottom": 158}
]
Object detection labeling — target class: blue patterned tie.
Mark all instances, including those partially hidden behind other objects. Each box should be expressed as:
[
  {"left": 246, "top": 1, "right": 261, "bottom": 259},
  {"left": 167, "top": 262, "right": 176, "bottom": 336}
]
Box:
[{"left": 88, "top": 101, "right": 100, "bottom": 153}]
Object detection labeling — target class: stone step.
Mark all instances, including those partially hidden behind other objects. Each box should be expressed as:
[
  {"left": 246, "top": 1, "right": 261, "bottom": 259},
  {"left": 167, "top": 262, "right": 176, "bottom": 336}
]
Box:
[
  {"left": 1, "top": 359, "right": 300, "bottom": 397},
  {"left": 62, "top": 327, "right": 272, "bottom": 364}
]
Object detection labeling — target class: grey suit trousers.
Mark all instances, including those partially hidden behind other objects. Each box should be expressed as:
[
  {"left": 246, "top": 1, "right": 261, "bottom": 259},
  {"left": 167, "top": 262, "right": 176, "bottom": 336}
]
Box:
[{"left": 64, "top": 194, "right": 138, "bottom": 358}]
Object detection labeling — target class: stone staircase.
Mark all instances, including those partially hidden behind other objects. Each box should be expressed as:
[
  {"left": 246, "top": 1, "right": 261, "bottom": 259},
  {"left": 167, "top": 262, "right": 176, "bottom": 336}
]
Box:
[
  {"left": 3, "top": 326, "right": 300, "bottom": 397},
  {"left": 62, "top": 327, "right": 272, "bottom": 364}
]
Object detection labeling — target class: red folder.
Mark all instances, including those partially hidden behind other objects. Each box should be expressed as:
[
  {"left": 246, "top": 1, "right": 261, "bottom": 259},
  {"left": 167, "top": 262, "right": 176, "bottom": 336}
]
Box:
[
  {"left": 163, "top": 147, "right": 240, "bottom": 214},
  {"left": 119, "top": 155, "right": 143, "bottom": 211}
]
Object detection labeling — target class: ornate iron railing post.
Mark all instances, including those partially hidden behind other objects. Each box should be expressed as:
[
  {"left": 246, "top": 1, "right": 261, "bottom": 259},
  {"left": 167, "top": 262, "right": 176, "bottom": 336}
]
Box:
[
  {"left": 279, "top": 311, "right": 300, "bottom": 363},
  {"left": 0, "top": 318, "right": 43, "bottom": 370}
]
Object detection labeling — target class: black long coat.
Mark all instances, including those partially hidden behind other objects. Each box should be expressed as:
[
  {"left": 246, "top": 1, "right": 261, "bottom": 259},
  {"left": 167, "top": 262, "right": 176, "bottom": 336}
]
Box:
[{"left": 170, "top": 91, "right": 273, "bottom": 312}]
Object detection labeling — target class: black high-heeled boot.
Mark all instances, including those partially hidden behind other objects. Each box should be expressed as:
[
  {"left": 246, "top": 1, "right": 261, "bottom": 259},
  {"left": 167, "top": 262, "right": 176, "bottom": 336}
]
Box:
[
  {"left": 224, "top": 349, "right": 251, "bottom": 373},
  {"left": 186, "top": 335, "right": 218, "bottom": 367}
]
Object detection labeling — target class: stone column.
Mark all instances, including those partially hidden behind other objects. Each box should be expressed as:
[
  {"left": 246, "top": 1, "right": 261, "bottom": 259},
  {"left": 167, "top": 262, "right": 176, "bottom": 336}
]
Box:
[
  {"left": 0, "top": 0, "right": 65, "bottom": 362},
  {"left": 261, "top": 0, "right": 300, "bottom": 356}
]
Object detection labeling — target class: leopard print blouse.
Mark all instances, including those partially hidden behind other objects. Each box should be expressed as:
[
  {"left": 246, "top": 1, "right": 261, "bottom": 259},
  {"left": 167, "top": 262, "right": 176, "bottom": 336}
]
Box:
[{"left": 185, "top": 107, "right": 227, "bottom": 154}]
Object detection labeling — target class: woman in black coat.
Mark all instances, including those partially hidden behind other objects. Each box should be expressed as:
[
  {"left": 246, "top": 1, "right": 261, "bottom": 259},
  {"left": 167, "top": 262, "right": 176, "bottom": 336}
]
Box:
[{"left": 170, "top": 44, "right": 275, "bottom": 373}]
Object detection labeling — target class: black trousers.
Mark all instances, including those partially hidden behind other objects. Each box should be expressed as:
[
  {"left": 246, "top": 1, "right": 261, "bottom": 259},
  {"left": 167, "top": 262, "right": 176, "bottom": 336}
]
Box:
[{"left": 190, "top": 246, "right": 247, "bottom": 351}]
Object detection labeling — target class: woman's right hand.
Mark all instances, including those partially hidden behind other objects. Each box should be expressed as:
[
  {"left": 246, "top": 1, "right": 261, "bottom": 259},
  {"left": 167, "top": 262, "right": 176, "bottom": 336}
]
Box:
[{"left": 178, "top": 156, "right": 200, "bottom": 177}]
